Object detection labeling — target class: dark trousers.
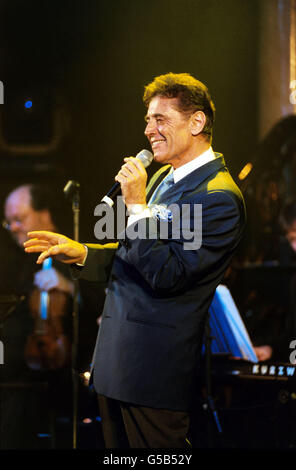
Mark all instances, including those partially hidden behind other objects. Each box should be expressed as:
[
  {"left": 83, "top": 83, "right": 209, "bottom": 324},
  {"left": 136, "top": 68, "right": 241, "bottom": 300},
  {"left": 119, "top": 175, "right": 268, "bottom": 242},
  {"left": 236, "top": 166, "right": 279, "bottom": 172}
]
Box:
[{"left": 97, "top": 394, "right": 191, "bottom": 448}]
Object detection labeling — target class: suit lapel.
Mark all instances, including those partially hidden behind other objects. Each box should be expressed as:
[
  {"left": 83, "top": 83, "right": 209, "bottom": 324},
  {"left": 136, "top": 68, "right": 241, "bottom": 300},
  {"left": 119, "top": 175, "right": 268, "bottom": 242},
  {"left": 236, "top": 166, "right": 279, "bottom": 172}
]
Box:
[{"left": 146, "top": 165, "right": 171, "bottom": 202}]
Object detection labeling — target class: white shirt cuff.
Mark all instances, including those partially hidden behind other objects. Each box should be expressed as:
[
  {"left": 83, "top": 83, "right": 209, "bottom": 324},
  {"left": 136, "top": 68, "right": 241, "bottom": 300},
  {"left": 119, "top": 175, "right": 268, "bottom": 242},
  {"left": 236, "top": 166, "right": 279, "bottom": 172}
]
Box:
[
  {"left": 76, "top": 245, "right": 88, "bottom": 266},
  {"left": 127, "top": 205, "right": 152, "bottom": 227}
]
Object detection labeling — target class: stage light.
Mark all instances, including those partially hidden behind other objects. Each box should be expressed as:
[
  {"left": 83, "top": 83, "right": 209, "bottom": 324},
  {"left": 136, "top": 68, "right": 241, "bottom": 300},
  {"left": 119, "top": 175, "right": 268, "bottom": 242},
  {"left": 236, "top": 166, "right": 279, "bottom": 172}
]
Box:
[
  {"left": 79, "top": 370, "right": 91, "bottom": 386},
  {"left": 24, "top": 100, "right": 33, "bottom": 109},
  {"left": 82, "top": 418, "right": 92, "bottom": 424},
  {"left": 238, "top": 162, "right": 253, "bottom": 180}
]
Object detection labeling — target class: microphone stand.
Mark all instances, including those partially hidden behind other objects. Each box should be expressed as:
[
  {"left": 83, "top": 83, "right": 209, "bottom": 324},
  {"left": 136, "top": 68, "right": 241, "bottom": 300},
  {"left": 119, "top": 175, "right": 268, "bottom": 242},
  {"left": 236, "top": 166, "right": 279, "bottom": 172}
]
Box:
[{"left": 64, "top": 180, "right": 80, "bottom": 449}]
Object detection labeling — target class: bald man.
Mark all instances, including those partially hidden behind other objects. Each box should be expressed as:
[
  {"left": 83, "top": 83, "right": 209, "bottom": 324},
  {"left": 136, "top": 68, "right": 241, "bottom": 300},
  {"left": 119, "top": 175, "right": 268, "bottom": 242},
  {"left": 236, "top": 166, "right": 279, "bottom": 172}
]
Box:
[
  {"left": 0, "top": 184, "right": 78, "bottom": 449},
  {"left": 4, "top": 184, "right": 73, "bottom": 295}
]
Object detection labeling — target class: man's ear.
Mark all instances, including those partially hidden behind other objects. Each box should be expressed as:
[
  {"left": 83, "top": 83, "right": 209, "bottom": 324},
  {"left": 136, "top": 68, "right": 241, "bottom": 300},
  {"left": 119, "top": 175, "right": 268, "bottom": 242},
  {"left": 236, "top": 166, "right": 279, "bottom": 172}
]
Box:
[{"left": 190, "top": 111, "right": 206, "bottom": 136}]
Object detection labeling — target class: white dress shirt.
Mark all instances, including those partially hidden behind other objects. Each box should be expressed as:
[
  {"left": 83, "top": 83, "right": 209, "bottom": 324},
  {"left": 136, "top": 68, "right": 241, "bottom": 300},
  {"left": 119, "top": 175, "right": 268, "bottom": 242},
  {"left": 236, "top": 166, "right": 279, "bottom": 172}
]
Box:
[{"left": 127, "top": 146, "right": 216, "bottom": 226}]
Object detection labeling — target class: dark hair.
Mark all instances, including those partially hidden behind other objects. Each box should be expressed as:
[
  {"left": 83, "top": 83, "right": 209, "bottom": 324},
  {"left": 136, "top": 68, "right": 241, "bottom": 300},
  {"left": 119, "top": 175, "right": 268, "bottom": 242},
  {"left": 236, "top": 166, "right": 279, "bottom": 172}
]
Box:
[
  {"left": 143, "top": 72, "right": 216, "bottom": 141},
  {"left": 29, "top": 184, "right": 71, "bottom": 233},
  {"left": 279, "top": 199, "right": 296, "bottom": 234}
]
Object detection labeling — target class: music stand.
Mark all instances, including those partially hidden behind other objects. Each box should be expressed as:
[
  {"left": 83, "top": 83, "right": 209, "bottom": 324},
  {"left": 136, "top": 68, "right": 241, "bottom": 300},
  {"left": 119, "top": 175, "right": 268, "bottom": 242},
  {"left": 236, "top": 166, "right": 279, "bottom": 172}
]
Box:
[
  {"left": 208, "top": 284, "right": 258, "bottom": 362},
  {"left": 203, "top": 284, "right": 258, "bottom": 445}
]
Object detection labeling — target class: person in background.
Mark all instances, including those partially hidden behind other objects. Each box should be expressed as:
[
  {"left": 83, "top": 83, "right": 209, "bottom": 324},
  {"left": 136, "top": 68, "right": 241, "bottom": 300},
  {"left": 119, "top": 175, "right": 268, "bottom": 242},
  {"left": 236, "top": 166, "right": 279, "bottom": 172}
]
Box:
[
  {"left": 253, "top": 198, "right": 296, "bottom": 361},
  {"left": 0, "top": 183, "right": 73, "bottom": 449},
  {"left": 3, "top": 184, "right": 74, "bottom": 294}
]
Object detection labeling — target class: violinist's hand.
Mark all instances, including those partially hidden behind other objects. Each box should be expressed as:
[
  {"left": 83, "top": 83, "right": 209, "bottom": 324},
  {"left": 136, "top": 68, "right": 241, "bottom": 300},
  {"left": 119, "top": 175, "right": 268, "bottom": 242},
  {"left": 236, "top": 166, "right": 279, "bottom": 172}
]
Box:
[
  {"left": 253, "top": 345, "right": 273, "bottom": 362},
  {"left": 23, "top": 231, "right": 87, "bottom": 265},
  {"left": 34, "top": 268, "right": 74, "bottom": 295}
]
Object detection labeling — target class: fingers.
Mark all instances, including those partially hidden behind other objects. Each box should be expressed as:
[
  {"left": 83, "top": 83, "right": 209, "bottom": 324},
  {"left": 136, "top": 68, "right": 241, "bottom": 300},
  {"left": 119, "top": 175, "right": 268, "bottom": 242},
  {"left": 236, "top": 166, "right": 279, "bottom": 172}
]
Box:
[
  {"left": 37, "top": 242, "right": 86, "bottom": 265},
  {"left": 35, "top": 243, "right": 69, "bottom": 264},
  {"left": 124, "top": 157, "right": 146, "bottom": 174},
  {"left": 26, "top": 231, "right": 68, "bottom": 244},
  {"left": 24, "top": 230, "right": 85, "bottom": 265},
  {"left": 116, "top": 157, "right": 146, "bottom": 180},
  {"left": 24, "top": 238, "right": 51, "bottom": 252},
  {"left": 27, "top": 230, "right": 54, "bottom": 240},
  {"left": 25, "top": 244, "right": 50, "bottom": 255},
  {"left": 36, "top": 250, "right": 52, "bottom": 264},
  {"left": 24, "top": 232, "right": 70, "bottom": 258},
  {"left": 115, "top": 159, "right": 146, "bottom": 186},
  {"left": 116, "top": 161, "right": 135, "bottom": 181}
]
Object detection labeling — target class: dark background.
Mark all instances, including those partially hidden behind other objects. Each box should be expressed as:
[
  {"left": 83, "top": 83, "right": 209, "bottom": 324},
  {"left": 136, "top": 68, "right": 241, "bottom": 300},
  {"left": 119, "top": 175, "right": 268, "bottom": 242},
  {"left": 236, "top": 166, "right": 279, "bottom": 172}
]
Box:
[
  {"left": 3, "top": 1, "right": 296, "bottom": 450},
  {"left": 0, "top": 0, "right": 260, "bottom": 244}
]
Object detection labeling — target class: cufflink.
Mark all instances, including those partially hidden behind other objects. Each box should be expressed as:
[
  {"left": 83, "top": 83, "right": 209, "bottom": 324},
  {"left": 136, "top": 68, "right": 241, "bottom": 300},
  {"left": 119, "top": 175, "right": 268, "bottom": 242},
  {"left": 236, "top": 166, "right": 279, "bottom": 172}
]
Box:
[{"left": 127, "top": 204, "right": 148, "bottom": 216}]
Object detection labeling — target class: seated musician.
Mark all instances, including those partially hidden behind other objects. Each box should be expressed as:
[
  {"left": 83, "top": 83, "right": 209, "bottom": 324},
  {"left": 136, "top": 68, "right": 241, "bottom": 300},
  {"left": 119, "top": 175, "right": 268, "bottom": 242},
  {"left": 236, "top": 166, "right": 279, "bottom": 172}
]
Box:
[
  {"left": 253, "top": 198, "right": 296, "bottom": 362},
  {"left": 3, "top": 184, "right": 74, "bottom": 296},
  {"left": 0, "top": 183, "right": 73, "bottom": 449}
]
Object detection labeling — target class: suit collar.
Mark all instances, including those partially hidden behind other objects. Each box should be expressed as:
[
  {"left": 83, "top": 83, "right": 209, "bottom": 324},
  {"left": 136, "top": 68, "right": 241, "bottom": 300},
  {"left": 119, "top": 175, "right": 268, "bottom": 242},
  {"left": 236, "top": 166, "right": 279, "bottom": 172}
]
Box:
[
  {"left": 173, "top": 146, "right": 216, "bottom": 183},
  {"left": 147, "top": 153, "right": 226, "bottom": 204},
  {"left": 174, "top": 153, "right": 225, "bottom": 192}
]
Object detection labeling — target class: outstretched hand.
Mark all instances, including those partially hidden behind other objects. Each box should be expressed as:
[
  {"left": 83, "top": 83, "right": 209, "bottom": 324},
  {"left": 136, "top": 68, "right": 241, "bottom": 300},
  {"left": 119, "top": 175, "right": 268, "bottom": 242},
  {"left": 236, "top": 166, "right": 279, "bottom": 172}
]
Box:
[{"left": 24, "top": 231, "right": 87, "bottom": 265}]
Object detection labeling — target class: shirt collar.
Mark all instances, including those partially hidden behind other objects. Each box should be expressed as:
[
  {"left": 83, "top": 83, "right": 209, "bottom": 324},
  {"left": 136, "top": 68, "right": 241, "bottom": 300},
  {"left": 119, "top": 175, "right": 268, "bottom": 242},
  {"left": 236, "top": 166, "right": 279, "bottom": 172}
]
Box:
[{"left": 172, "top": 146, "right": 216, "bottom": 183}]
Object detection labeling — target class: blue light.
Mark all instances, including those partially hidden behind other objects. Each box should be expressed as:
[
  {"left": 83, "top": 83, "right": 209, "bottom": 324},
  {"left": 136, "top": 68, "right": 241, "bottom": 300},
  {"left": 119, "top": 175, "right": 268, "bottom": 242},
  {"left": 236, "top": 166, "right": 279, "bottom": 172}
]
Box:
[{"left": 24, "top": 100, "right": 32, "bottom": 109}]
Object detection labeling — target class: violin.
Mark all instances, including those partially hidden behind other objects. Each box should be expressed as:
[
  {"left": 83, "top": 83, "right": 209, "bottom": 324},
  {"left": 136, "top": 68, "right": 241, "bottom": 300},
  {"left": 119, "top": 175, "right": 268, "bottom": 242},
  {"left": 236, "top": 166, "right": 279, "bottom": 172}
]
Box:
[{"left": 25, "top": 257, "right": 71, "bottom": 370}]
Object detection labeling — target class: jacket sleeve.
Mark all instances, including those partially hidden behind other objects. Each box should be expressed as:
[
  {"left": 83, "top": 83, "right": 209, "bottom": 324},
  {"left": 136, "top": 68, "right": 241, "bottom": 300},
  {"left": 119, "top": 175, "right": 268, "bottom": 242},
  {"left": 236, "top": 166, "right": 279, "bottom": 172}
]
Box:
[
  {"left": 119, "top": 190, "right": 245, "bottom": 294},
  {"left": 70, "top": 242, "right": 118, "bottom": 283}
]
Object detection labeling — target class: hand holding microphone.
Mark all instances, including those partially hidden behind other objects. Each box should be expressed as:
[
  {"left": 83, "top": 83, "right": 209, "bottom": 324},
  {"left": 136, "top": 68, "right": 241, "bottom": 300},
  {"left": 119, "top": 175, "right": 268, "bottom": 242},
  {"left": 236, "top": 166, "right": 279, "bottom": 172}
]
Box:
[{"left": 101, "top": 149, "right": 153, "bottom": 207}]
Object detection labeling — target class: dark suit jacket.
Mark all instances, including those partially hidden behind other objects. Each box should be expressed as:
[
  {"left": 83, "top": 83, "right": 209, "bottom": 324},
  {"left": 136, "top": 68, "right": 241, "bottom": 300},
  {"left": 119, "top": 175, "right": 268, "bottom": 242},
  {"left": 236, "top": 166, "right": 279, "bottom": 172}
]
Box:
[{"left": 77, "top": 154, "right": 246, "bottom": 411}]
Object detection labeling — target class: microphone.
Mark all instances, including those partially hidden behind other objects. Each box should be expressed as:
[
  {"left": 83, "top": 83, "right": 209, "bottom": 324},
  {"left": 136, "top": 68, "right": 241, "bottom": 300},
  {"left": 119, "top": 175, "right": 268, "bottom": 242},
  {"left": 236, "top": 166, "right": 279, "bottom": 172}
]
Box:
[{"left": 101, "top": 149, "right": 153, "bottom": 207}]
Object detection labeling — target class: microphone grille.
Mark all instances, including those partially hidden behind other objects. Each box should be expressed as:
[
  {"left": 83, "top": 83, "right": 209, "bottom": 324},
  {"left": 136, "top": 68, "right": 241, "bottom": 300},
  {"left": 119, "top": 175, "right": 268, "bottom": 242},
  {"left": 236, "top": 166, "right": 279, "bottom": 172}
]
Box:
[{"left": 136, "top": 149, "right": 153, "bottom": 168}]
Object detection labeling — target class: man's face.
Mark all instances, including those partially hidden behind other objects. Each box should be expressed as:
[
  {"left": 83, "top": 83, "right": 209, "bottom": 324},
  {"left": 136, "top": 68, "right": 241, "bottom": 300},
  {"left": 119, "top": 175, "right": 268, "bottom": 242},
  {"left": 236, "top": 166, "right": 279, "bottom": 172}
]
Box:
[
  {"left": 286, "top": 220, "right": 296, "bottom": 253},
  {"left": 144, "top": 96, "right": 195, "bottom": 168},
  {"left": 4, "top": 187, "right": 49, "bottom": 247}
]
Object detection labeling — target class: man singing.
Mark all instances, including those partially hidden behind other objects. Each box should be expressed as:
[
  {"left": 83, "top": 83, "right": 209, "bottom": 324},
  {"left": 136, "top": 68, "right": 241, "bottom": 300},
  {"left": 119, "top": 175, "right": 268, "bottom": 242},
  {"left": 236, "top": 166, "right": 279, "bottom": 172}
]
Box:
[{"left": 24, "top": 72, "right": 246, "bottom": 448}]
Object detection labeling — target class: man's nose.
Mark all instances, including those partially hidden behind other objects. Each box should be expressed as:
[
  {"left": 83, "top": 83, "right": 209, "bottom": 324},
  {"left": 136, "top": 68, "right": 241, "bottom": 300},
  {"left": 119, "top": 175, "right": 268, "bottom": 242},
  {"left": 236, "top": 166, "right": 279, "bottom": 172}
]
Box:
[
  {"left": 10, "top": 220, "right": 21, "bottom": 232},
  {"left": 144, "top": 120, "right": 156, "bottom": 137}
]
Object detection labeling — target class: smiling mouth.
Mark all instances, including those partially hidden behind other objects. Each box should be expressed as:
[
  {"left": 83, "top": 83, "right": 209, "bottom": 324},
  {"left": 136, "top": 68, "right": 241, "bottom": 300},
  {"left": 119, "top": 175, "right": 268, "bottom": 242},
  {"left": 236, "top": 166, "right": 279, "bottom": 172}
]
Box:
[{"left": 151, "top": 139, "right": 166, "bottom": 148}]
